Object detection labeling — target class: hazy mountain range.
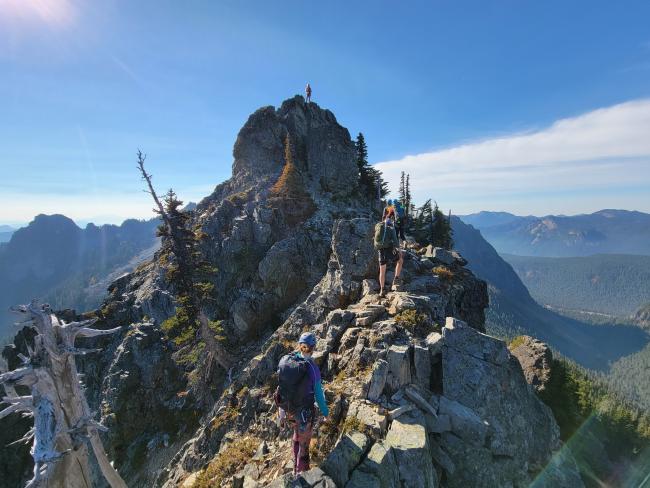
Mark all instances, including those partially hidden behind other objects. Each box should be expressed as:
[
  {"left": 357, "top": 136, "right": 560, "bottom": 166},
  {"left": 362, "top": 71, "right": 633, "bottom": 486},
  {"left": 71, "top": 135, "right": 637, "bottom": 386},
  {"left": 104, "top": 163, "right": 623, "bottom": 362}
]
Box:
[
  {"left": 0, "top": 214, "right": 159, "bottom": 343},
  {"left": 460, "top": 209, "right": 650, "bottom": 256},
  {"left": 0, "top": 225, "right": 15, "bottom": 244}
]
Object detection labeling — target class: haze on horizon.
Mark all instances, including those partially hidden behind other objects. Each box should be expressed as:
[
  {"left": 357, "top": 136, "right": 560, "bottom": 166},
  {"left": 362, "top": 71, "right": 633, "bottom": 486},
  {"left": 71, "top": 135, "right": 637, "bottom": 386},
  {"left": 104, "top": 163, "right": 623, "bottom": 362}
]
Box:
[{"left": 2, "top": 0, "right": 650, "bottom": 226}]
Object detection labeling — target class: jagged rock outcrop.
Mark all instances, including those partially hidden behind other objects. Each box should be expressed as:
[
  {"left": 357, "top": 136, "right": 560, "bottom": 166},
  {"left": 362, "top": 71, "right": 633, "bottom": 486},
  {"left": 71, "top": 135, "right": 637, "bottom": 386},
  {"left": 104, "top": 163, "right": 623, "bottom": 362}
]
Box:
[{"left": 510, "top": 335, "right": 553, "bottom": 392}]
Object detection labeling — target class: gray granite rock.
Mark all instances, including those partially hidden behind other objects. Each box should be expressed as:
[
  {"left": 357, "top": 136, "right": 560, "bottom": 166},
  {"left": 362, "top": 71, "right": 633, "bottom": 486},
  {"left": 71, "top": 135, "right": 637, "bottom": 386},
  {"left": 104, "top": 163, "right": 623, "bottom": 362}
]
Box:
[
  {"left": 384, "top": 412, "right": 437, "bottom": 488},
  {"left": 321, "top": 431, "right": 370, "bottom": 487}
]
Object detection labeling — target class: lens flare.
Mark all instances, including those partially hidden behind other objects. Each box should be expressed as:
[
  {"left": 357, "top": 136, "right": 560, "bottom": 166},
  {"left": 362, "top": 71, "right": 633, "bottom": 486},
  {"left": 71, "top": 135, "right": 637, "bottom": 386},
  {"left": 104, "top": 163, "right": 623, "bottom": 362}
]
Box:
[{"left": 0, "top": 0, "right": 75, "bottom": 27}]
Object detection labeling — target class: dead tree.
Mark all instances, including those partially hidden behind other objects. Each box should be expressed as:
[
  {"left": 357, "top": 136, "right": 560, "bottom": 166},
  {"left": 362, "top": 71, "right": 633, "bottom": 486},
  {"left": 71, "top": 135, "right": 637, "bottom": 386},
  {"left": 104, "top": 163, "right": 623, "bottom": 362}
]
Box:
[{"left": 0, "top": 302, "right": 126, "bottom": 488}]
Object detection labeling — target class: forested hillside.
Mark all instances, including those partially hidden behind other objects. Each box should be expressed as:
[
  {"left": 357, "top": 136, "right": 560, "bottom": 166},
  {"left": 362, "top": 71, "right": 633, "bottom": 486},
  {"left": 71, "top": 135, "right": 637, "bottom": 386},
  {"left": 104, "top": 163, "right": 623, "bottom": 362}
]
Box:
[{"left": 503, "top": 253, "right": 650, "bottom": 316}]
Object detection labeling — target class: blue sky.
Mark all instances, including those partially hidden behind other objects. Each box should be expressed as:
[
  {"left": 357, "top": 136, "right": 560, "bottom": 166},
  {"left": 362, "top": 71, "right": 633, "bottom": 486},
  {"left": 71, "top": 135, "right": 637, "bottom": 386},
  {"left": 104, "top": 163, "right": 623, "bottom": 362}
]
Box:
[{"left": 1, "top": 0, "right": 650, "bottom": 225}]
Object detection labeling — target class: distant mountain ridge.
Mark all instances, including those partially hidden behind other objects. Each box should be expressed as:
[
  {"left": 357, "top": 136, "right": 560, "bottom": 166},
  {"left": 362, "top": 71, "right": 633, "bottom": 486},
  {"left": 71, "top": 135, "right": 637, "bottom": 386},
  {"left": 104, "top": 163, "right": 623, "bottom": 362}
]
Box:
[
  {"left": 450, "top": 216, "right": 648, "bottom": 371},
  {"left": 460, "top": 209, "right": 650, "bottom": 256},
  {"left": 0, "top": 214, "right": 159, "bottom": 342},
  {"left": 0, "top": 225, "right": 16, "bottom": 244}
]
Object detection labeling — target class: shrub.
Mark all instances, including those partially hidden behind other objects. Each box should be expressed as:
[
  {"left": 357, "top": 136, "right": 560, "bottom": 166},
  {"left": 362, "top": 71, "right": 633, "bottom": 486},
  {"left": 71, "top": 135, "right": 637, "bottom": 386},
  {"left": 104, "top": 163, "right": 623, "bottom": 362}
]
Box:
[{"left": 394, "top": 309, "right": 438, "bottom": 336}]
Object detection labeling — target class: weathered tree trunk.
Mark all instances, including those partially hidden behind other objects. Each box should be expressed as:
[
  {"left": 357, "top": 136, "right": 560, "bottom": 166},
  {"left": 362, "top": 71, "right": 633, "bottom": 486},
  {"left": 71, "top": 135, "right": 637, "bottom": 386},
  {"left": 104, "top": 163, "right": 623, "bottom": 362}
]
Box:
[{"left": 0, "top": 302, "right": 127, "bottom": 488}]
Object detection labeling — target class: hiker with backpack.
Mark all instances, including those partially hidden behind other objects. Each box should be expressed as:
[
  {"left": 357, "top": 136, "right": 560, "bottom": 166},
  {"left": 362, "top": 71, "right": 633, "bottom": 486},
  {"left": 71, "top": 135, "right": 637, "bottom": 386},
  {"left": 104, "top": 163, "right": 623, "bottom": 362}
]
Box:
[
  {"left": 275, "top": 332, "right": 328, "bottom": 475},
  {"left": 374, "top": 206, "right": 404, "bottom": 297}
]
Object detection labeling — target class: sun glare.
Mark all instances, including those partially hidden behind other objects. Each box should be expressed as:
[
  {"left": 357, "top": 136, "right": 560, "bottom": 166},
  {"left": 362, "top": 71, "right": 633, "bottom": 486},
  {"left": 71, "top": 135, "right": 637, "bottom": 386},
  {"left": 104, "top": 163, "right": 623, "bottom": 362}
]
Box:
[{"left": 0, "top": 0, "right": 75, "bottom": 27}]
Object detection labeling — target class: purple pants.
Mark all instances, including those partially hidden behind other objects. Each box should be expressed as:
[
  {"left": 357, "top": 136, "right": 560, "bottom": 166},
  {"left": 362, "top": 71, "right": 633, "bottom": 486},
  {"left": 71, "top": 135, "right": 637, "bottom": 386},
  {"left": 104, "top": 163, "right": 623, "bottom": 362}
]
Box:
[{"left": 292, "top": 419, "right": 313, "bottom": 474}]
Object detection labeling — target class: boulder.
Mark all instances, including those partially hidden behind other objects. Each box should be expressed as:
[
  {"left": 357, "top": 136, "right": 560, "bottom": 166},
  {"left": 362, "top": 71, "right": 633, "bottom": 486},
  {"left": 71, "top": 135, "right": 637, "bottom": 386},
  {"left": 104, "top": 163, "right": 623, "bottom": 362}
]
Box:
[
  {"left": 384, "top": 412, "right": 437, "bottom": 488},
  {"left": 297, "top": 467, "right": 337, "bottom": 487},
  {"left": 440, "top": 317, "right": 561, "bottom": 487},
  {"left": 321, "top": 431, "right": 370, "bottom": 487},
  {"left": 366, "top": 359, "right": 389, "bottom": 402},
  {"left": 385, "top": 345, "right": 411, "bottom": 393},
  {"left": 346, "top": 400, "right": 388, "bottom": 438},
  {"left": 438, "top": 396, "right": 488, "bottom": 446},
  {"left": 361, "top": 279, "right": 379, "bottom": 296},
  {"left": 346, "top": 440, "right": 400, "bottom": 488},
  {"left": 424, "top": 246, "right": 454, "bottom": 265},
  {"left": 413, "top": 344, "right": 432, "bottom": 390}
]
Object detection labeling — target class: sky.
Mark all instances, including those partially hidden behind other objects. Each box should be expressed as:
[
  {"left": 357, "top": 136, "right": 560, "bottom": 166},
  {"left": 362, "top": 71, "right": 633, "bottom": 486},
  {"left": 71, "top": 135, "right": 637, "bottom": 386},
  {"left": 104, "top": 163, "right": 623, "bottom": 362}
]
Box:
[{"left": 1, "top": 0, "right": 650, "bottom": 226}]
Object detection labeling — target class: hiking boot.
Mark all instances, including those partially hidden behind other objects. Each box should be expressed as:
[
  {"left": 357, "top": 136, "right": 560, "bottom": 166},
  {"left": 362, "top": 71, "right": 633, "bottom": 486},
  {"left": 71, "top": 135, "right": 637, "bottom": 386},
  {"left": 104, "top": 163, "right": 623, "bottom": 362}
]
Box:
[
  {"left": 392, "top": 277, "right": 403, "bottom": 290},
  {"left": 379, "top": 289, "right": 386, "bottom": 298}
]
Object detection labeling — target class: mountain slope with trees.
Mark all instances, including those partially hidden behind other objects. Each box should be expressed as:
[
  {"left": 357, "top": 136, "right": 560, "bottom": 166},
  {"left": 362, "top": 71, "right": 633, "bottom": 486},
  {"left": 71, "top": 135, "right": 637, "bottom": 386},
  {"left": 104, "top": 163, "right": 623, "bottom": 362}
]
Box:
[{"left": 502, "top": 253, "right": 650, "bottom": 316}]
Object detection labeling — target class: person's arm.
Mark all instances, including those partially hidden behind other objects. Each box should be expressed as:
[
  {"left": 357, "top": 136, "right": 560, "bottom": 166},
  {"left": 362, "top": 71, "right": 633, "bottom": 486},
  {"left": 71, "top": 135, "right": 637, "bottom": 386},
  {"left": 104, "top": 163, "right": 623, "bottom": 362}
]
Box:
[
  {"left": 314, "top": 380, "right": 329, "bottom": 417},
  {"left": 308, "top": 362, "right": 329, "bottom": 417}
]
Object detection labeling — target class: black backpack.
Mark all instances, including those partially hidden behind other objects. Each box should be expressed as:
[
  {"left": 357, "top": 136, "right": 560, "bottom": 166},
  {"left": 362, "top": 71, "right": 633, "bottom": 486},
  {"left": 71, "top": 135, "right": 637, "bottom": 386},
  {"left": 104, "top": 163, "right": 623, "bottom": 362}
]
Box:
[{"left": 275, "top": 352, "right": 312, "bottom": 416}]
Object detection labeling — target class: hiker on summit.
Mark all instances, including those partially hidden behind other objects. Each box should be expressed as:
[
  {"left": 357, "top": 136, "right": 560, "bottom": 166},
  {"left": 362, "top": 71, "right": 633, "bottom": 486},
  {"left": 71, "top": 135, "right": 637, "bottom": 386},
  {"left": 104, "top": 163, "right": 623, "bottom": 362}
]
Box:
[
  {"left": 275, "top": 332, "right": 328, "bottom": 475},
  {"left": 305, "top": 83, "right": 312, "bottom": 103},
  {"left": 374, "top": 207, "right": 404, "bottom": 297}
]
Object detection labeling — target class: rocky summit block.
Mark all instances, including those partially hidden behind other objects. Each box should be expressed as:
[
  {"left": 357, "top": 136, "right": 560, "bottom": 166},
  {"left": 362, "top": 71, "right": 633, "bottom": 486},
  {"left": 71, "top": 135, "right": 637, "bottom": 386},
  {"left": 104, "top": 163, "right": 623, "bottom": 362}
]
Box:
[
  {"left": 231, "top": 96, "right": 359, "bottom": 197},
  {"left": 440, "top": 317, "right": 561, "bottom": 487}
]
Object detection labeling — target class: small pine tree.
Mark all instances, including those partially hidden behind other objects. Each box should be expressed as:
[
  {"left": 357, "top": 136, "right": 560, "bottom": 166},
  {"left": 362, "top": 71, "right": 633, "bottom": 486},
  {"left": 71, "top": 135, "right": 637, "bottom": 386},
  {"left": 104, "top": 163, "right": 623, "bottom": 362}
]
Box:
[
  {"left": 356, "top": 132, "right": 389, "bottom": 200},
  {"left": 405, "top": 174, "right": 412, "bottom": 225},
  {"left": 413, "top": 199, "right": 433, "bottom": 245},
  {"left": 399, "top": 171, "right": 406, "bottom": 203},
  {"left": 431, "top": 202, "right": 453, "bottom": 249}
]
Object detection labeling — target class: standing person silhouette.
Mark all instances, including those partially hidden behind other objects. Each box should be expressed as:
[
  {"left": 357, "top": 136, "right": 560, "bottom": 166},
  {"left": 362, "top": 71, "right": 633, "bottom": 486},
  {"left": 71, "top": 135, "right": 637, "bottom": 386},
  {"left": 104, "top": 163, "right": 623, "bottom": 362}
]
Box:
[{"left": 305, "top": 83, "right": 312, "bottom": 103}]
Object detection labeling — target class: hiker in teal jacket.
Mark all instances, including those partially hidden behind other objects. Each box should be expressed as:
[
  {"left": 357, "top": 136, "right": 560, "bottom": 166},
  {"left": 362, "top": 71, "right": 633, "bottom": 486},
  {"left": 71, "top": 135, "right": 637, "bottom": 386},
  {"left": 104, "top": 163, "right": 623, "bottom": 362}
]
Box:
[
  {"left": 374, "top": 207, "right": 404, "bottom": 297},
  {"left": 276, "top": 332, "right": 328, "bottom": 475}
]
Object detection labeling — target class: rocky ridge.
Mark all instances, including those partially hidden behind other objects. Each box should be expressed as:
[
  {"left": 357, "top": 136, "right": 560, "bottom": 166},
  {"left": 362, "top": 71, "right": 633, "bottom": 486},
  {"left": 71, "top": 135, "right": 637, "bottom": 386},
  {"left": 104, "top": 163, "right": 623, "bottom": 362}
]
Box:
[
  {"left": 1, "top": 96, "right": 581, "bottom": 487},
  {"left": 161, "top": 225, "right": 581, "bottom": 487}
]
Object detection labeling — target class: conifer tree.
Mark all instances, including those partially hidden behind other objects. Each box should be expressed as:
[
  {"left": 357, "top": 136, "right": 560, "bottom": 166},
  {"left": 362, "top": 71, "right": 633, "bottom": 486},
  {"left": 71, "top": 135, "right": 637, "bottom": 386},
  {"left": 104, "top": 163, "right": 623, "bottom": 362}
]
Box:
[
  {"left": 399, "top": 171, "right": 406, "bottom": 203},
  {"left": 137, "top": 151, "right": 231, "bottom": 369},
  {"left": 431, "top": 202, "right": 453, "bottom": 249},
  {"left": 405, "top": 173, "right": 413, "bottom": 229},
  {"left": 413, "top": 199, "right": 433, "bottom": 245},
  {"left": 271, "top": 135, "right": 308, "bottom": 198},
  {"left": 355, "top": 132, "right": 389, "bottom": 199}
]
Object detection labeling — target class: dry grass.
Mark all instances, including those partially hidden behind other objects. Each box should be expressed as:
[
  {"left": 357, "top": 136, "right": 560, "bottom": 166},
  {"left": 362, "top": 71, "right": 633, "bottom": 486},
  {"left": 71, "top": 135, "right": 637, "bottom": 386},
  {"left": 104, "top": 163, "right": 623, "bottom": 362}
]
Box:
[
  {"left": 508, "top": 335, "right": 526, "bottom": 350},
  {"left": 432, "top": 265, "right": 455, "bottom": 282},
  {"left": 210, "top": 406, "right": 238, "bottom": 431},
  {"left": 192, "top": 436, "right": 259, "bottom": 488}
]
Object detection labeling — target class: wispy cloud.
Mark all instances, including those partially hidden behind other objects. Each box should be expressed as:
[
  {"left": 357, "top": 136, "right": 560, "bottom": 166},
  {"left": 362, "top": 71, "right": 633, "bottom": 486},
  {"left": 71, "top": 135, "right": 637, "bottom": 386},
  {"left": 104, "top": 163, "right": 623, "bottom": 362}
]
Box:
[{"left": 375, "top": 99, "right": 650, "bottom": 215}]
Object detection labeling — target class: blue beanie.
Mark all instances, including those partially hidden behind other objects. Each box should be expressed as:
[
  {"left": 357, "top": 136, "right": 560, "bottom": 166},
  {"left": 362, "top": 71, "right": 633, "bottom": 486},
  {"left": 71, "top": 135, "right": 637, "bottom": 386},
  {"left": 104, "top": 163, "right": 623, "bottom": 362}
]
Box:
[{"left": 298, "top": 332, "right": 317, "bottom": 348}]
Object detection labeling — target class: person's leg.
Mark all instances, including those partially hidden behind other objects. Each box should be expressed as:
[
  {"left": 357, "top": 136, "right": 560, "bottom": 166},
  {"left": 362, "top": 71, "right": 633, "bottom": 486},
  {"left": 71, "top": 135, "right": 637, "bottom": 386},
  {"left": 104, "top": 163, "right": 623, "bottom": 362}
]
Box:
[
  {"left": 292, "top": 424, "right": 299, "bottom": 475},
  {"left": 394, "top": 250, "right": 404, "bottom": 279},
  {"left": 294, "top": 420, "right": 313, "bottom": 473},
  {"left": 379, "top": 263, "right": 387, "bottom": 295}
]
